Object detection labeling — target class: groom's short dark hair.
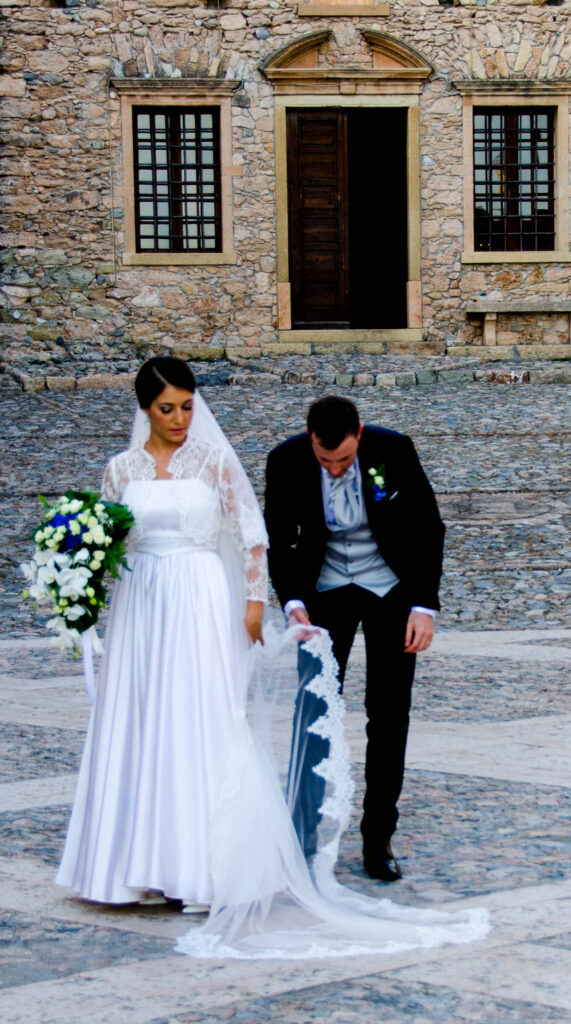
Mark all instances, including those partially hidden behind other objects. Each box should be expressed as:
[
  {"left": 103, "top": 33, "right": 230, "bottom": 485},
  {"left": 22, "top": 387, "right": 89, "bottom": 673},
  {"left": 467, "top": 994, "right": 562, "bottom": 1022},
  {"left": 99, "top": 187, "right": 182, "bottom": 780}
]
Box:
[{"left": 307, "top": 396, "right": 360, "bottom": 450}]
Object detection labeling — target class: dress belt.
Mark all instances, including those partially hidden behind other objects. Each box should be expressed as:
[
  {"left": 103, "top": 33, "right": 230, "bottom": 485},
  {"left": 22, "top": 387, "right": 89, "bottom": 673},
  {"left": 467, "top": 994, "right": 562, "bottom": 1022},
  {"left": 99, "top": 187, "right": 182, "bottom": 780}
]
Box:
[{"left": 131, "top": 536, "right": 215, "bottom": 557}]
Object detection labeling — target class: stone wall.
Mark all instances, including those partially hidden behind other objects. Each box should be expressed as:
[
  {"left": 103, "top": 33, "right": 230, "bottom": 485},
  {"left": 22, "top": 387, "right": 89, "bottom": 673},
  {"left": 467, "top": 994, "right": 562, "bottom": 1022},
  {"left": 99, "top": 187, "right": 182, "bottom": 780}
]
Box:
[{"left": 1, "top": 0, "right": 570, "bottom": 371}]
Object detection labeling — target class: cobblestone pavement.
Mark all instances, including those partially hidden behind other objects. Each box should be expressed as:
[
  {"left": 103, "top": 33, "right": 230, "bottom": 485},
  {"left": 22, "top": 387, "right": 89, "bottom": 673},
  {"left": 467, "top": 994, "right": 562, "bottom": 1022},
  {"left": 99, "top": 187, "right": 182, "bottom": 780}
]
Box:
[{"left": 1, "top": 365, "right": 570, "bottom": 1023}]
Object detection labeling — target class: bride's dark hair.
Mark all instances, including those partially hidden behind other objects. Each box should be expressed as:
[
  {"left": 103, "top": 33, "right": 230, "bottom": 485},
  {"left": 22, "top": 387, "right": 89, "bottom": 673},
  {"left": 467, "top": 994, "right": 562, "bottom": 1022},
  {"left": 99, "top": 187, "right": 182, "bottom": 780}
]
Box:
[{"left": 135, "top": 356, "right": 196, "bottom": 409}]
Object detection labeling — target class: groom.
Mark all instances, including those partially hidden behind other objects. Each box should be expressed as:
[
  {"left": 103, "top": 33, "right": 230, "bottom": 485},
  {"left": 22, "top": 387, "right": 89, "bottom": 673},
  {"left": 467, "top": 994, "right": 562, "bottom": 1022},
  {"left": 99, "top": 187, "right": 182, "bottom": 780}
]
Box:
[{"left": 264, "top": 396, "right": 445, "bottom": 881}]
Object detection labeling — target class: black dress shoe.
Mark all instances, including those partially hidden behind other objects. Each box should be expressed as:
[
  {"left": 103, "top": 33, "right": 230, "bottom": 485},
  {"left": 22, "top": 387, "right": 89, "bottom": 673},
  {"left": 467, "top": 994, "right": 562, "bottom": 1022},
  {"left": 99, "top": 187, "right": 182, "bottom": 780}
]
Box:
[{"left": 363, "top": 845, "right": 402, "bottom": 882}]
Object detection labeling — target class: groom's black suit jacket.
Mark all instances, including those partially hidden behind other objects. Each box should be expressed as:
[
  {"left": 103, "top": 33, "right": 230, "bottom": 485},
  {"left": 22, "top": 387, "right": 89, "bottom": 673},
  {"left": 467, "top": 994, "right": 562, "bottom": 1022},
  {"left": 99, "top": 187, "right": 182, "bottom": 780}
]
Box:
[{"left": 265, "top": 426, "right": 445, "bottom": 614}]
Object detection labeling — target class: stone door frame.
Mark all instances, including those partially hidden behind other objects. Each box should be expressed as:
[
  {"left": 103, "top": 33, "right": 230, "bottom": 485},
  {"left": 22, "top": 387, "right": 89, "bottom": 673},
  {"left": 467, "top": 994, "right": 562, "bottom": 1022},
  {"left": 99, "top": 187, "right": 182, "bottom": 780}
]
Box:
[{"left": 262, "top": 30, "right": 433, "bottom": 345}]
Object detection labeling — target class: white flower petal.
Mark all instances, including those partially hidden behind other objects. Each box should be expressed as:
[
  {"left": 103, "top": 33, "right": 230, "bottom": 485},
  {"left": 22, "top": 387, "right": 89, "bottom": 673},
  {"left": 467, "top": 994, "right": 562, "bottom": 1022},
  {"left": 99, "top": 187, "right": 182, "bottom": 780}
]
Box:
[{"left": 65, "top": 604, "right": 86, "bottom": 621}]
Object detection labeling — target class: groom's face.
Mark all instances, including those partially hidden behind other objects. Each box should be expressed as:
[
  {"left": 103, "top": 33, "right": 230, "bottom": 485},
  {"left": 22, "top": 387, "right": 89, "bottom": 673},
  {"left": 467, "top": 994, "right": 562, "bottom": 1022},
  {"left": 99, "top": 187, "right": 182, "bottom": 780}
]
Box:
[{"left": 309, "top": 427, "right": 362, "bottom": 478}]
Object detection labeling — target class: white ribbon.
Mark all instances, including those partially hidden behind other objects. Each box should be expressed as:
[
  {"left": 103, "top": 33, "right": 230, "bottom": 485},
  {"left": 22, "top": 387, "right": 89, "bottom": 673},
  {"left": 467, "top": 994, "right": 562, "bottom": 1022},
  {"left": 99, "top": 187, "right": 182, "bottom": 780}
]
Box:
[{"left": 80, "top": 626, "right": 103, "bottom": 704}]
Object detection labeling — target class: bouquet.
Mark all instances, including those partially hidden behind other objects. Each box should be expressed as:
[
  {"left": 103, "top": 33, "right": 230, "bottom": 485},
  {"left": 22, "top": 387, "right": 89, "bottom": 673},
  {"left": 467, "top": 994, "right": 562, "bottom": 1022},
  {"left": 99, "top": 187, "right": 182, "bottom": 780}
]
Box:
[{"left": 21, "top": 490, "right": 134, "bottom": 649}]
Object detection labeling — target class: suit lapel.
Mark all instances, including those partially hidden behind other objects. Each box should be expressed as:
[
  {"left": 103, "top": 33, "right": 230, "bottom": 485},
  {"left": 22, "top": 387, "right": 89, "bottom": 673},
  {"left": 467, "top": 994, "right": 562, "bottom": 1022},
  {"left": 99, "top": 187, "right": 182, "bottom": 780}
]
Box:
[{"left": 300, "top": 436, "right": 326, "bottom": 531}]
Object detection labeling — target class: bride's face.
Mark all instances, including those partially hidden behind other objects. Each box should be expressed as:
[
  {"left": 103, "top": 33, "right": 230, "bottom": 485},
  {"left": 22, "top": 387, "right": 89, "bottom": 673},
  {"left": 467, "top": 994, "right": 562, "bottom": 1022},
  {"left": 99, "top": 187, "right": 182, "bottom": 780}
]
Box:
[{"left": 146, "top": 385, "right": 194, "bottom": 446}]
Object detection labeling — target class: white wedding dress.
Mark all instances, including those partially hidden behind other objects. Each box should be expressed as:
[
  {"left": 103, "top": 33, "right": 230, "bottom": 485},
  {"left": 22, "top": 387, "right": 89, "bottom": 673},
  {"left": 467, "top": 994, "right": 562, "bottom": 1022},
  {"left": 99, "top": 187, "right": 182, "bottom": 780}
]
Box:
[
  {"left": 57, "top": 397, "right": 490, "bottom": 957},
  {"left": 56, "top": 427, "right": 268, "bottom": 905}
]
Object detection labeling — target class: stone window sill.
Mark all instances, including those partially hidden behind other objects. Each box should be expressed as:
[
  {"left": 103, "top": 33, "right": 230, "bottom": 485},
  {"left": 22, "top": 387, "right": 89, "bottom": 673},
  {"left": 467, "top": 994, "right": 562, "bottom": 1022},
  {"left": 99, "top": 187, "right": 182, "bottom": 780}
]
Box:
[
  {"left": 462, "top": 251, "right": 571, "bottom": 265},
  {"left": 122, "top": 253, "right": 237, "bottom": 267}
]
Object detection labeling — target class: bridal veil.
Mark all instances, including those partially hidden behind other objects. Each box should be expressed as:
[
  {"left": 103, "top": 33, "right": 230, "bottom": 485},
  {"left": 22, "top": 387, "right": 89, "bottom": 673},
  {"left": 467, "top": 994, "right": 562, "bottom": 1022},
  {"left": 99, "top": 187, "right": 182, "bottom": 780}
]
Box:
[{"left": 132, "top": 393, "right": 490, "bottom": 959}]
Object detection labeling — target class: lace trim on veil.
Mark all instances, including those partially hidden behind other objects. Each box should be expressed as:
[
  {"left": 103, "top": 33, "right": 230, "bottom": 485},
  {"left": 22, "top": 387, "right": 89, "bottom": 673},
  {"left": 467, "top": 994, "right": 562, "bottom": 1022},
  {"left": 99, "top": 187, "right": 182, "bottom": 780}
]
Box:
[
  {"left": 176, "top": 624, "right": 491, "bottom": 960},
  {"left": 298, "top": 630, "right": 354, "bottom": 895}
]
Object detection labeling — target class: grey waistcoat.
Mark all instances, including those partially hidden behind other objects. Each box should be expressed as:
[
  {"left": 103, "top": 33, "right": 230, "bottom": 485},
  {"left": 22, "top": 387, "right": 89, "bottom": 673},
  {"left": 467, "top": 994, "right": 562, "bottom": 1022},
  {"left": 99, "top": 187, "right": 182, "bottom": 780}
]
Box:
[{"left": 317, "top": 463, "right": 399, "bottom": 598}]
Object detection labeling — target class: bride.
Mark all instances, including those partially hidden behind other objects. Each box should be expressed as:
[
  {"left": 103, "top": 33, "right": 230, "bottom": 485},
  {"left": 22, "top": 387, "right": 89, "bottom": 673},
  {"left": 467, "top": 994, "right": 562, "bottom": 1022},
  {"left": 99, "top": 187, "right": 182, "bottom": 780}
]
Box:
[{"left": 57, "top": 356, "right": 489, "bottom": 957}]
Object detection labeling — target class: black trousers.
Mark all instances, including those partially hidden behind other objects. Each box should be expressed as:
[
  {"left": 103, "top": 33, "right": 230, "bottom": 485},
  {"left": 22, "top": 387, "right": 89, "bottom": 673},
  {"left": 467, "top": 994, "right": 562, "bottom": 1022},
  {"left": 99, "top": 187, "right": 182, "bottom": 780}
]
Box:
[{"left": 307, "top": 583, "right": 415, "bottom": 853}]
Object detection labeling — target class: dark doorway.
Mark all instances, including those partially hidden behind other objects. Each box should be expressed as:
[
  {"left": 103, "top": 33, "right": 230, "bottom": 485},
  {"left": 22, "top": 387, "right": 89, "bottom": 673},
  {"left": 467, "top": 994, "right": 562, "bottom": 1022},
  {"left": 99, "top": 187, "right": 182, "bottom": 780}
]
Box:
[{"left": 287, "top": 108, "right": 408, "bottom": 330}]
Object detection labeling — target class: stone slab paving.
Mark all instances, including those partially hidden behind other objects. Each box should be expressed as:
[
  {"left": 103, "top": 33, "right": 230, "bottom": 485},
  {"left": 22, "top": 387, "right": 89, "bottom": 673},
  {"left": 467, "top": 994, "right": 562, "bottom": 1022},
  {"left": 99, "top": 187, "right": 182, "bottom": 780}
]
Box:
[{"left": 1, "top": 367, "right": 570, "bottom": 1022}]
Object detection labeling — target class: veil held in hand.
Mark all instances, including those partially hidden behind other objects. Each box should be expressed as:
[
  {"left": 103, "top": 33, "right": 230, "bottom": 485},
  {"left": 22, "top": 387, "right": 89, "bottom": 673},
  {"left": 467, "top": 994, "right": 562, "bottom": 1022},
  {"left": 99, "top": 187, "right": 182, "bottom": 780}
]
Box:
[{"left": 130, "top": 393, "right": 490, "bottom": 959}]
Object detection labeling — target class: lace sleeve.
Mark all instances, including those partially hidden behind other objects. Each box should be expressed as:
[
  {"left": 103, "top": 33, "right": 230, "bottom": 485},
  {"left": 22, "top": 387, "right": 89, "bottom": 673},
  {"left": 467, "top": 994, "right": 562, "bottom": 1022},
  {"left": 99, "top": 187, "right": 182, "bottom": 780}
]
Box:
[
  {"left": 218, "top": 451, "right": 268, "bottom": 603},
  {"left": 101, "top": 458, "right": 121, "bottom": 502},
  {"left": 101, "top": 453, "right": 132, "bottom": 503}
]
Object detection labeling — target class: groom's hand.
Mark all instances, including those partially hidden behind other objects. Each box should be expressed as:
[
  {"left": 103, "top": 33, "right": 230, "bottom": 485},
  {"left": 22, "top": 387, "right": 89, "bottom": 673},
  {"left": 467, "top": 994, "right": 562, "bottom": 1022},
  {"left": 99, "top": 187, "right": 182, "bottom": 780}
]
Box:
[
  {"left": 288, "top": 607, "right": 312, "bottom": 628},
  {"left": 404, "top": 611, "right": 434, "bottom": 653},
  {"left": 287, "top": 606, "right": 319, "bottom": 642}
]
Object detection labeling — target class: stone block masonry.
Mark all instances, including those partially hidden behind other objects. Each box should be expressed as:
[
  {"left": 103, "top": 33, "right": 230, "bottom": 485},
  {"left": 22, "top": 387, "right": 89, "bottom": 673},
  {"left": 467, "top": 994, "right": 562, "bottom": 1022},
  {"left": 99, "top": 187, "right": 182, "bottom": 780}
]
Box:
[{"left": 1, "top": 0, "right": 570, "bottom": 374}]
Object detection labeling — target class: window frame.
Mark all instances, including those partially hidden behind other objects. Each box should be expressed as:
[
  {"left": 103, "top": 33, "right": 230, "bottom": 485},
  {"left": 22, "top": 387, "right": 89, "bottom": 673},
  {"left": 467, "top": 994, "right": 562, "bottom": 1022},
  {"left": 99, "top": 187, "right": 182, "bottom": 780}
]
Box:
[
  {"left": 114, "top": 81, "right": 240, "bottom": 266},
  {"left": 132, "top": 105, "right": 223, "bottom": 256},
  {"left": 459, "top": 87, "right": 571, "bottom": 265},
  {"left": 472, "top": 106, "right": 555, "bottom": 254}
]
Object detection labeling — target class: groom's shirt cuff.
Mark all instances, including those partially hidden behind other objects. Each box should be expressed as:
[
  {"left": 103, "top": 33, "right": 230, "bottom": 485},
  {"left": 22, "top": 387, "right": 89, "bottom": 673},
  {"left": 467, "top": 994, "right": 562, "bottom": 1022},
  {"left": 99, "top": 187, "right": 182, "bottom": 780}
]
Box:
[
  {"left": 284, "top": 599, "right": 306, "bottom": 622},
  {"left": 411, "top": 606, "right": 436, "bottom": 618}
]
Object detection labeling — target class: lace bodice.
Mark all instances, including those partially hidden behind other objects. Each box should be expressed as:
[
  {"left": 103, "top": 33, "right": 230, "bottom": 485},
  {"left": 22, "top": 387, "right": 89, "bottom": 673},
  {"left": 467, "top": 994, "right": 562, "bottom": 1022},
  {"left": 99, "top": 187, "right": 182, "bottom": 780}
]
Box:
[{"left": 101, "top": 438, "right": 268, "bottom": 602}]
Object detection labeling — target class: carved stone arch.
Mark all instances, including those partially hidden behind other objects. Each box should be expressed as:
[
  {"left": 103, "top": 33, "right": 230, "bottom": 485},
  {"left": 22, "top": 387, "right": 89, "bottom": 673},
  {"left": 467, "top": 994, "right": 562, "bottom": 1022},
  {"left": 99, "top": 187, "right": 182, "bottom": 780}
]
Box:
[
  {"left": 361, "top": 31, "right": 433, "bottom": 75},
  {"left": 261, "top": 29, "right": 433, "bottom": 88},
  {"left": 260, "top": 31, "right": 332, "bottom": 74}
]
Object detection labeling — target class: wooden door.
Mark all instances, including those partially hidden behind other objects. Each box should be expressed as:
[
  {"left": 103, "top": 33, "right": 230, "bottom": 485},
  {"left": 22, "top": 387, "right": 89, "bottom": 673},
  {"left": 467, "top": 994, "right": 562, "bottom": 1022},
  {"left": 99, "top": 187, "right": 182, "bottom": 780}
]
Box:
[
  {"left": 286, "top": 108, "right": 409, "bottom": 331},
  {"left": 287, "top": 111, "right": 349, "bottom": 329}
]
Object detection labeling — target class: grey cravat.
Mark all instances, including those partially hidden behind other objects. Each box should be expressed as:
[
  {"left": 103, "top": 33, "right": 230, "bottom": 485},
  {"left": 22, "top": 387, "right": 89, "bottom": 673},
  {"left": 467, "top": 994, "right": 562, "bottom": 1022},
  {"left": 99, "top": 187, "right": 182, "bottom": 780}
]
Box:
[{"left": 329, "top": 472, "right": 361, "bottom": 531}]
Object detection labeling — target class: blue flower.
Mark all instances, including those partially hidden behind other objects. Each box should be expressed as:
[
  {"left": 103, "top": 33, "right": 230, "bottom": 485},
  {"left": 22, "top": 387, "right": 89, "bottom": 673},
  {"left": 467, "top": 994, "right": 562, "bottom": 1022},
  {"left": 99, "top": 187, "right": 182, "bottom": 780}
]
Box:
[
  {"left": 373, "top": 487, "right": 387, "bottom": 502},
  {"left": 49, "top": 513, "right": 86, "bottom": 551}
]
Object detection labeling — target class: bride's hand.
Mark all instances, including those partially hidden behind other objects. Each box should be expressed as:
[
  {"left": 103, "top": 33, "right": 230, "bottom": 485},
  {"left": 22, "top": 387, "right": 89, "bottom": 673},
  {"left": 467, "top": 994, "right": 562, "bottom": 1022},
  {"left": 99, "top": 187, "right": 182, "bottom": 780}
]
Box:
[{"left": 245, "top": 601, "right": 264, "bottom": 645}]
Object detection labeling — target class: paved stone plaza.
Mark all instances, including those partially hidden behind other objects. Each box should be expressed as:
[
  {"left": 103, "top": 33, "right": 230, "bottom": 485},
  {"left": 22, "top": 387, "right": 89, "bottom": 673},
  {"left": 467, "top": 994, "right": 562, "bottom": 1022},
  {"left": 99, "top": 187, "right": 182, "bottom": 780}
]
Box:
[{"left": 0, "top": 363, "right": 570, "bottom": 1023}]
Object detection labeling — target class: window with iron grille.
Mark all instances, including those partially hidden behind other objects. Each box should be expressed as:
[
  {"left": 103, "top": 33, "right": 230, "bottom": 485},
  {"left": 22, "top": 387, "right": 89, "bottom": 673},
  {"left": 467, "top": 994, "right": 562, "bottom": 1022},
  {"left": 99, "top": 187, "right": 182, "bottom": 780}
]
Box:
[
  {"left": 133, "top": 107, "right": 222, "bottom": 253},
  {"left": 473, "top": 108, "right": 555, "bottom": 252}
]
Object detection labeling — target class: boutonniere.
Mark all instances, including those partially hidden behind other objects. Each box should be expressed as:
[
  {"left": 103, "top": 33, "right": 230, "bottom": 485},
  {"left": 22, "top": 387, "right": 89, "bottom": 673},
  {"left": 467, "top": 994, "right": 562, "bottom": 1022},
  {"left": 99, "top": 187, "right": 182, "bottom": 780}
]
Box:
[{"left": 366, "top": 464, "right": 387, "bottom": 502}]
